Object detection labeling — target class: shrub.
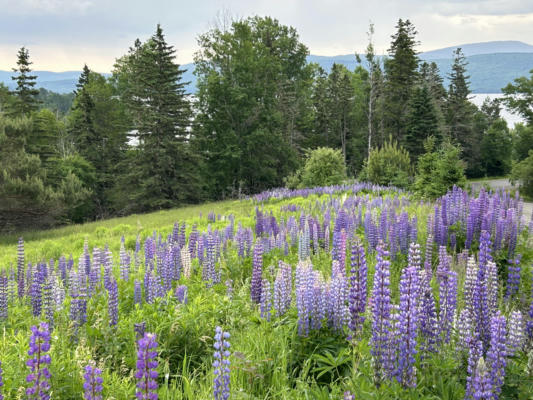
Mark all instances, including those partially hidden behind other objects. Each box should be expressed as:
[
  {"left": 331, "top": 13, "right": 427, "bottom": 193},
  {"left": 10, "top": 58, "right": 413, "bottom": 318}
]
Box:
[
  {"left": 359, "top": 139, "right": 412, "bottom": 188},
  {"left": 285, "top": 147, "right": 347, "bottom": 189},
  {"left": 511, "top": 149, "right": 533, "bottom": 198},
  {"left": 414, "top": 138, "right": 466, "bottom": 198}
]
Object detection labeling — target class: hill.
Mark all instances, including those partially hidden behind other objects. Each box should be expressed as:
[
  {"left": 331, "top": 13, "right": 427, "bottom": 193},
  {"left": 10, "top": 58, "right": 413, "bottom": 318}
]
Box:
[{"left": 1, "top": 41, "right": 532, "bottom": 94}]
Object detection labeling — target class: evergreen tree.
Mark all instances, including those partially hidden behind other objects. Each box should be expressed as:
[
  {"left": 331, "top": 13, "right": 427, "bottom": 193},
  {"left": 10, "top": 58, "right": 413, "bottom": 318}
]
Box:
[
  {"left": 404, "top": 86, "right": 439, "bottom": 160},
  {"left": 68, "top": 67, "right": 129, "bottom": 217},
  {"left": 116, "top": 24, "right": 200, "bottom": 211},
  {"left": 502, "top": 68, "right": 533, "bottom": 124},
  {"left": 11, "top": 47, "right": 40, "bottom": 115},
  {"left": 383, "top": 19, "right": 419, "bottom": 142},
  {"left": 445, "top": 48, "right": 479, "bottom": 176}
]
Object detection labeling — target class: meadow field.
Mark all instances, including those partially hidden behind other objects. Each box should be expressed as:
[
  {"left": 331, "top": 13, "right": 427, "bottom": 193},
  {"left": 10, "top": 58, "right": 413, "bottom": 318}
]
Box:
[{"left": 0, "top": 183, "right": 531, "bottom": 399}]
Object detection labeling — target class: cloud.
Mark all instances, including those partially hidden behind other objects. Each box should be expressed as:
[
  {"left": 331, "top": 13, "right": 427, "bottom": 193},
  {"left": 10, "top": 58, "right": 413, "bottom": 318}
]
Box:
[
  {"left": 2, "top": 0, "right": 94, "bottom": 15},
  {"left": 0, "top": 0, "right": 531, "bottom": 71}
]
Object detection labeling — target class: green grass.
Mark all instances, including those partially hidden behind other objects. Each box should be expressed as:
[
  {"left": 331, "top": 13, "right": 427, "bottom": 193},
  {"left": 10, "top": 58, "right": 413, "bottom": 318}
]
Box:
[{"left": 0, "top": 188, "right": 531, "bottom": 399}]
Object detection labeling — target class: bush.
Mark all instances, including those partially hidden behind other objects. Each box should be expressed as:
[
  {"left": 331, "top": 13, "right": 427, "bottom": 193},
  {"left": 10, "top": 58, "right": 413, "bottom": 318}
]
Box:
[
  {"left": 511, "top": 149, "right": 533, "bottom": 198},
  {"left": 359, "top": 139, "right": 412, "bottom": 188},
  {"left": 285, "top": 147, "right": 347, "bottom": 189},
  {"left": 414, "top": 138, "right": 466, "bottom": 198}
]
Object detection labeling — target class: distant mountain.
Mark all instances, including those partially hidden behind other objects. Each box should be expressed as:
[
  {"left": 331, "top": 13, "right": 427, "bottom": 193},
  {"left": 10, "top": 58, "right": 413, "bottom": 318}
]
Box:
[
  {"left": 419, "top": 40, "right": 533, "bottom": 59},
  {"left": 1, "top": 41, "right": 532, "bottom": 94}
]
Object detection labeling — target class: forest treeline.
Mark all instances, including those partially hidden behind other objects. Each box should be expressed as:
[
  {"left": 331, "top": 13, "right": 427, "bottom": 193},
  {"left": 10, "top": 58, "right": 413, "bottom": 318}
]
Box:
[{"left": 1, "top": 17, "right": 532, "bottom": 232}]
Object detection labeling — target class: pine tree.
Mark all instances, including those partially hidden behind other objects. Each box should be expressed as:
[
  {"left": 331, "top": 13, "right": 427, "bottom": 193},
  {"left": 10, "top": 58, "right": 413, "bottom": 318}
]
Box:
[
  {"left": 118, "top": 24, "right": 200, "bottom": 211},
  {"left": 383, "top": 19, "right": 419, "bottom": 142},
  {"left": 11, "top": 47, "right": 40, "bottom": 115},
  {"left": 404, "top": 86, "right": 439, "bottom": 160}
]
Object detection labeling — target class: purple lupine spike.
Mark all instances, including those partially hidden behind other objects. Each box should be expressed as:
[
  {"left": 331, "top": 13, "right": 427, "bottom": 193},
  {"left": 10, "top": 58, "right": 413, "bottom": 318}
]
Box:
[
  {"left": 436, "top": 246, "right": 457, "bottom": 344},
  {"left": 408, "top": 242, "right": 421, "bottom": 271},
  {"left": 505, "top": 255, "right": 521, "bottom": 299},
  {"left": 371, "top": 242, "right": 393, "bottom": 381},
  {"left": 213, "top": 326, "right": 231, "bottom": 400},
  {"left": 119, "top": 241, "right": 130, "bottom": 282},
  {"left": 175, "top": 285, "right": 188, "bottom": 304},
  {"left": 0, "top": 273, "right": 7, "bottom": 320},
  {"left": 83, "top": 362, "right": 103, "bottom": 400},
  {"left": 418, "top": 271, "right": 438, "bottom": 355},
  {"left": 17, "top": 237, "right": 25, "bottom": 298},
  {"left": 31, "top": 265, "right": 45, "bottom": 317},
  {"left": 343, "top": 390, "right": 355, "bottom": 400},
  {"left": 487, "top": 312, "right": 507, "bottom": 398},
  {"left": 486, "top": 261, "right": 498, "bottom": 314},
  {"left": 457, "top": 309, "right": 473, "bottom": 353},
  {"left": 26, "top": 322, "right": 52, "bottom": 400},
  {"left": 134, "top": 280, "right": 142, "bottom": 306},
  {"left": 465, "top": 337, "right": 483, "bottom": 399},
  {"left": 135, "top": 332, "right": 158, "bottom": 400},
  {"left": 250, "top": 242, "right": 263, "bottom": 304},
  {"left": 507, "top": 310, "right": 524, "bottom": 357},
  {"left": 348, "top": 239, "right": 367, "bottom": 337},
  {"left": 397, "top": 265, "right": 420, "bottom": 387},
  {"left": 296, "top": 262, "right": 314, "bottom": 336},
  {"left": 43, "top": 276, "right": 54, "bottom": 331},
  {"left": 423, "top": 234, "right": 433, "bottom": 275},
  {"left": 472, "top": 358, "right": 493, "bottom": 400},
  {"left": 273, "top": 261, "right": 292, "bottom": 316},
  {"left": 528, "top": 275, "right": 533, "bottom": 340},
  {"left": 108, "top": 278, "right": 118, "bottom": 327},
  {"left": 260, "top": 279, "right": 272, "bottom": 321}
]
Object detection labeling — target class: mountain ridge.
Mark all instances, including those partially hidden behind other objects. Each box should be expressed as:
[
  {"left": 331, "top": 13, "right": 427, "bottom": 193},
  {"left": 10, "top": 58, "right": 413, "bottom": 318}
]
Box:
[{"left": 1, "top": 40, "right": 532, "bottom": 94}]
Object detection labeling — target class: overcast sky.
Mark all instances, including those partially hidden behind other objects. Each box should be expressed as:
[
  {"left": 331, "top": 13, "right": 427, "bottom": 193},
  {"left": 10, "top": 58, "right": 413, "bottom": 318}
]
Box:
[{"left": 0, "top": 0, "right": 532, "bottom": 72}]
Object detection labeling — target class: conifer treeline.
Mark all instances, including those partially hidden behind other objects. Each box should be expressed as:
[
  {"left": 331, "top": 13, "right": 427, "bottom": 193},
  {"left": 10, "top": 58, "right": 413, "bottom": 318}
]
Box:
[{"left": 0, "top": 18, "right": 527, "bottom": 231}]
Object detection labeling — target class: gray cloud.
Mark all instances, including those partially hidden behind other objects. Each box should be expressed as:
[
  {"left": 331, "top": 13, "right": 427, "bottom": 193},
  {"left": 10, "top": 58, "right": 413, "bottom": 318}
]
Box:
[{"left": 0, "top": 0, "right": 531, "bottom": 71}]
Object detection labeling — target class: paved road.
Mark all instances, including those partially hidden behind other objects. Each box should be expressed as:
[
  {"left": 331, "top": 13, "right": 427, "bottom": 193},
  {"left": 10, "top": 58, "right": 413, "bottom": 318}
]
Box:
[{"left": 470, "top": 178, "right": 532, "bottom": 219}]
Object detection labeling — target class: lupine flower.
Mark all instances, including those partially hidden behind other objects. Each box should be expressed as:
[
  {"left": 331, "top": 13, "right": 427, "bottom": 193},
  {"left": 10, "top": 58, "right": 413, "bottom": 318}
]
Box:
[
  {"left": 397, "top": 265, "right": 420, "bottom": 387},
  {"left": 472, "top": 358, "right": 493, "bottom": 400},
  {"left": 348, "top": 239, "right": 367, "bottom": 338},
  {"left": 135, "top": 332, "right": 158, "bottom": 400},
  {"left": 108, "top": 278, "right": 118, "bottom": 327},
  {"left": 343, "top": 391, "right": 355, "bottom": 400},
  {"left": 83, "top": 362, "right": 103, "bottom": 400},
  {"left": 505, "top": 256, "right": 521, "bottom": 299},
  {"left": 273, "top": 262, "right": 292, "bottom": 316},
  {"left": 0, "top": 273, "right": 8, "bottom": 320},
  {"left": 260, "top": 279, "right": 272, "bottom": 321},
  {"left": 26, "top": 322, "right": 52, "bottom": 400},
  {"left": 134, "top": 322, "right": 146, "bottom": 340},
  {"left": 507, "top": 310, "right": 524, "bottom": 357},
  {"left": 418, "top": 270, "right": 438, "bottom": 354},
  {"left": 465, "top": 337, "right": 483, "bottom": 399},
  {"left": 134, "top": 280, "right": 142, "bottom": 305},
  {"left": 486, "top": 312, "right": 507, "bottom": 398},
  {"left": 213, "top": 326, "right": 231, "bottom": 400},
  {"left": 175, "top": 285, "right": 187, "bottom": 304},
  {"left": 370, "top": 242, "right": 393, "bottom": 380},
  {"left": 250, "top": 242, "right": 263, "bottom": 303}
]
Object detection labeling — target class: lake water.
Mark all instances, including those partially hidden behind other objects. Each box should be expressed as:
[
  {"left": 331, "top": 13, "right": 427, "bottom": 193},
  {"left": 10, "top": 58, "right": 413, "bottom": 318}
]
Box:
[{"left": 470, "top": 93, "right": 524, "bottom": 127}]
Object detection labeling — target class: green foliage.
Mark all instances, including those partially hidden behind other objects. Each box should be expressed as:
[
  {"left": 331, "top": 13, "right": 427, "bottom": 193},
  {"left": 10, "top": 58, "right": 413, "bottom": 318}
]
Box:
[
  {"left": 404, "top": 85, "right": 439, "bottom": 160},
  {"left": 10, "top": 46, "right": 40, "bottom": 115},
  {"left": 480, "top": 119, "right": 512, "bottom": 176},
  {"left": 36, "top": 88, "right": 74, "bottom": 117},
  {"left": 114, "top": 25, "right": 202, "bottom": 212},
  {"left": 194, "top": 16, "right": 311, "bottom": 197},
  {"left": 512, "top": 123, "right": 533, "bottom": 162},
  {"left": 502, "top": 68, "right": 533, "bottom": 124},
  {"left": 414, "top": 138, "right": 466, "bottom": 198},
  {"left": 359, "top": 139, "right": 412, "bottom": 188},
  {"left": 288, "top": 147, "right": 347, "bottom": 188},
  {"left": 383, "top": 19, "right": 419, "bottom": 142},
  {"left": 511, "top": 150, "right": 533, "bottom": 198}
]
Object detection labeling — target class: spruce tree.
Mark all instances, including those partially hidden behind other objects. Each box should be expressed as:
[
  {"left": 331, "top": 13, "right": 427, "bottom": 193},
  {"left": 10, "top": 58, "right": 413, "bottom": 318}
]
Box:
[
  {"left": 383, "top": 19, "right": 419, "bottom": 142},
  {"left": 404, "top": 86, "right": 439, "bottom": 160},
  {"left": 11, "top": 47, "right": 40, "bottom": 115},
  {"left": 119, "top": 24, "right": 200, "bottom": 211}
]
